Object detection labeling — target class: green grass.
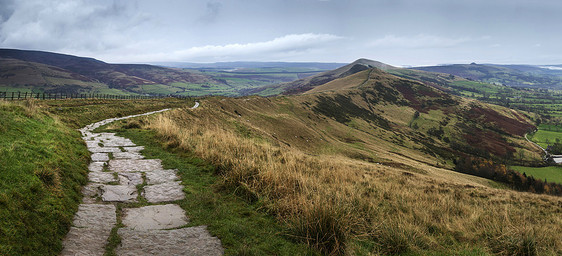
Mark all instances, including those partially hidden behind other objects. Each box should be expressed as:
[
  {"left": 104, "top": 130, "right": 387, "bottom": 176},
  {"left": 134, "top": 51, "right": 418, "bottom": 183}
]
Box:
[
  {"left": 527, "top": 126, "right": 562, "bottom": 148},
  {"left": 45, "top": 98, "right": 192, "bottom": 128},
  {"left": 140, "top": 84, "right": 180, "bottom": 95},
  {"left": 537, "top": 123, "right": 562, "bottom": 132},
  {"left": 0, "top": 101, "right": 89, "bottom": 255},
  {"left": 510, "top": 166, "right": 562, "bottom": 184},
  {"left": 109, "top": 127, "right": 319, "bottom": 255},
  {"left": 0, "top": 86, "right": 34, "bottom": 93}
]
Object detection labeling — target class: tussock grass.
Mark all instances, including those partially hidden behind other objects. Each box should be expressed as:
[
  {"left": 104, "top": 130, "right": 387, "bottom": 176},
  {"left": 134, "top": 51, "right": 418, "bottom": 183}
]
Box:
[{"left": 144, "top": 107, "right": 562, "bottom": 255}]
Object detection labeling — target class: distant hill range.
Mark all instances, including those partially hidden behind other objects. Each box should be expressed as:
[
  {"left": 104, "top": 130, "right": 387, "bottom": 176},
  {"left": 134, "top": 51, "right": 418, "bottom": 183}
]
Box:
[
  {"left": 0, "top": 48, "right": 223, "bottom": 95},
  {"left": 0, "top": 49, "right": 342, "bottom": 95},
  {"left": 3, "top": 48, "right": 562, "bottom": 96},
  {"left": 152, "top": 61, "right": 346, "bottom": 70},
  {"left": 411, "top": 63, "right": 562, "bottom": 88}
]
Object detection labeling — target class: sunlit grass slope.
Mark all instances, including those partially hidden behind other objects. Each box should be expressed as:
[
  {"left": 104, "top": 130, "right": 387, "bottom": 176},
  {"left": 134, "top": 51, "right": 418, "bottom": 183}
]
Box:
[{"left": 138, "top": 95, "right": 561, "bottom": 255}]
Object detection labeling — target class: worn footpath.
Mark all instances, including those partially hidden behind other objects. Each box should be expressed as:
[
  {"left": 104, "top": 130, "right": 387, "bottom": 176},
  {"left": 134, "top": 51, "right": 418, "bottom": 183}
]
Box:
[{"left": 61, "top": 107, "right": 223, "bottom": 255}]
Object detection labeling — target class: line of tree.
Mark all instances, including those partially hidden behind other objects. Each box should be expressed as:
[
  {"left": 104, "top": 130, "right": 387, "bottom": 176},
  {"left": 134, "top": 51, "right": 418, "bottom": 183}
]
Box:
[{"left": 454, "top": 156, "right": 562, "bottom": 196}]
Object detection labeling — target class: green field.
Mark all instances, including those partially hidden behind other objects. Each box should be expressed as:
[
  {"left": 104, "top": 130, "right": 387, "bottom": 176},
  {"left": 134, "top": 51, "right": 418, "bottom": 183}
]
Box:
[
  {"left": 510, "top": 166, "right": 562, "bottom": 184},
  {"left": 198, "top": 68, "right": 324, "bottom": 96},
  {"left": 527, "top": 124, "right": 562, "bottom": 148}
]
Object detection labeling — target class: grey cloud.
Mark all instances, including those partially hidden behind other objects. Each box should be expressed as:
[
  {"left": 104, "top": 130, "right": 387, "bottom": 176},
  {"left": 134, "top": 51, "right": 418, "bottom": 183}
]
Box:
[
  {"left": 0, "top": 0, "right": 148, "bottom": 52},
  {"left": 0, "top": 0, "right": 15, "bottom": 23},
  {"left": 198, "top": 1, "right": 222, "bottom": 24},
  {"left": 0, "top": 0, "right": 561, "bottom": 65}
]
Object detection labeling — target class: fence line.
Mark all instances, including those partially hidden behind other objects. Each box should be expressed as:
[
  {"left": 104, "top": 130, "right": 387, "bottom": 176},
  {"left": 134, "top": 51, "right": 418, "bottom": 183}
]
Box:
[{"left": 0, "top": 91, "right": 192, "bottom": 101}]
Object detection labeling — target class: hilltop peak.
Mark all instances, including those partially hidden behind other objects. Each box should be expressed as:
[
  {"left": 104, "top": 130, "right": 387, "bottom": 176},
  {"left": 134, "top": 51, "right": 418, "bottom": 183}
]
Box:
[{"left": 350, "top": 58, "right": 394, "bottom": 70}]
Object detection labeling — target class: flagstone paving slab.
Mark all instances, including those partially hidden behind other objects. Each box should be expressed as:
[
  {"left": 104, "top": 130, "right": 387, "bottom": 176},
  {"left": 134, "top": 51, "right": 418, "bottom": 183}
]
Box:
[
  {"left": 60, "top": 227, "right": 111, "bottom": 256},
  {"left": 122, "top": 204, "right": 188, "bottom": 230},
  {"left": 88, "top": 146, "right": 122, "bottom": 153},
  {"left": 123, "top": 146, "right": 144, "bottom": 152},
  {"left": 72, "top": 204, "right": 116, "bottom": 230},
  {"left": 89, "top": 172, "right": 117, "bottom": 183},
  {"left": 116, "top": 226, "right": 223, "bottom": 256},
  {"left": 113, "top": 152, "right": 144, "bottom": 159},
  {"left": 109, "top": 159, "right": 163, "bottom": 172},
  {"left": 146, "top": 169, "right": 179, "bottom": 184},
  {"left": 143, "top": 181, "right": 185, "bottom": 203},
  {"left": 88, "top": 162, "right": 105, "bottom": 172},
  {"left": 101, "top": 185, "right": 138, "bottom": 202},
  {"left": 82, "top": 183, "right": 103, "bottom": 198},
  {"left": 103, "top": 139, "right": 136, "bottom": 147},
  {"left": 86, "top": 141, "right": 101, "bottom": 148},
  {"left": 91, "top": 153, "right": 109, "bottom": 162},
  {"left": 118, "top": 172, "right": 143, "bottom": 186},
  {"left": 60, "top": 204, "right": 116, "bottom": 256}
]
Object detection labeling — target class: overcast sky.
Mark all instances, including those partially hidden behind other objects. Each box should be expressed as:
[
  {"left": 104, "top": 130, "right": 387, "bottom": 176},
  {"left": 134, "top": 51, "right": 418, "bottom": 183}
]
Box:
[{"left": 1, "top": 0, "right": 561, "bottom": 66}]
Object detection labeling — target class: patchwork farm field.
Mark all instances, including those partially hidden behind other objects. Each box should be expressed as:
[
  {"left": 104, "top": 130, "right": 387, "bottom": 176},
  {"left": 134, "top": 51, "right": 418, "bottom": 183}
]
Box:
[
  {"left": 528, "top": 124, "right": 562, "bottom": 148},
  {"left": 511, "top": 166, "right": 562, "bottom": 184}
]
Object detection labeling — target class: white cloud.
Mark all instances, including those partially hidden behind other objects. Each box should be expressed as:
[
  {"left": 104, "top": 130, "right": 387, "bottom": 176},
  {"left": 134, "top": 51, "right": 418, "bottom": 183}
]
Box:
[
  {"left": 175, "top": 33, "right": 342, "bottom": 59},
  {"left": 368, "top": 34, "right": 472, "bottom": 49},
  {"left": 100, "top": 33, "right": 344, "bottom": 63},
  {"left": 540, "top": 66, "right": 562, "bottom": 70}
]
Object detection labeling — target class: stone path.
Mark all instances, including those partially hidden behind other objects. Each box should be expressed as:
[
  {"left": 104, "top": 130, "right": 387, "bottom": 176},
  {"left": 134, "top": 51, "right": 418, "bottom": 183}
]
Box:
[{"left": 61, "top": 106, "right": 223, "bottom": 256}]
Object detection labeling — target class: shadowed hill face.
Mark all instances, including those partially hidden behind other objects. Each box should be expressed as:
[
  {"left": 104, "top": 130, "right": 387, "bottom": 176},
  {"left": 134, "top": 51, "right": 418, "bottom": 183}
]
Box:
[{"left": 0, "top": 48, "right": 224, "bottom": 92}]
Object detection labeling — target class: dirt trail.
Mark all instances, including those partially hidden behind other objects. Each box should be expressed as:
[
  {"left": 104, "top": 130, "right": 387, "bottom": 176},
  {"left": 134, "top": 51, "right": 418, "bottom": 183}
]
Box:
[{"left": 61, "top": 103, "right": 223, "bottom": 256}]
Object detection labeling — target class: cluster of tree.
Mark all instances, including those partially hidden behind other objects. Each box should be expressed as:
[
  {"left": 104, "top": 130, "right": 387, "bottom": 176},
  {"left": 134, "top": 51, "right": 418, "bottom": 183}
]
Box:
[
  {"left": 454, "top": 156, "right": 562, "bottom": 196},
  {"left": 547, "top": 142, "right": 562, "bottom": 155}
]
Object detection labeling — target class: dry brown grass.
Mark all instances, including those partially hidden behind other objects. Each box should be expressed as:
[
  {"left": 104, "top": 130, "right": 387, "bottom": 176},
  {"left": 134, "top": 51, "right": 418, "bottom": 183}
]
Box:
[
  {"left": 0, "top": 98, "right": 43, "bottom": 117},
  {"left": 143, "top": 104, "right": 561, "bottom": 255}
]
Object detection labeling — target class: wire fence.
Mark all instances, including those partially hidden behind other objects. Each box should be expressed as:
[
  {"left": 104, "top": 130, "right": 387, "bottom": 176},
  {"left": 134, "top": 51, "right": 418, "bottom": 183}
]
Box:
[{"left": 0, "top": 91, "right": 192, "bottom": 100}]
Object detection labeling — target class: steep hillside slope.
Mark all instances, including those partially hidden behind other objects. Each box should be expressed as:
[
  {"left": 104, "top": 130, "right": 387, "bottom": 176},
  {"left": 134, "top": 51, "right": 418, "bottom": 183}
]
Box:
[
  {"left": 319, "top": 70, "right": 535, "bottom": 162},
  {"left": 140, "top": 77, "right": 561, "bottom": 254}
]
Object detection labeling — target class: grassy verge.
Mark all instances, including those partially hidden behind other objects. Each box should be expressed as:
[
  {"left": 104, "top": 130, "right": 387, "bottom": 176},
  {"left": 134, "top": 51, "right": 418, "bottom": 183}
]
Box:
[
  {"left": 0, "top": 101, "right": 89, "bottom": 255},
  {"left": 107, "top": 126, "right": 318, "bottom": 255},
  {"left": 511, "top": 166, "right": 562, "bottom": 184}
]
